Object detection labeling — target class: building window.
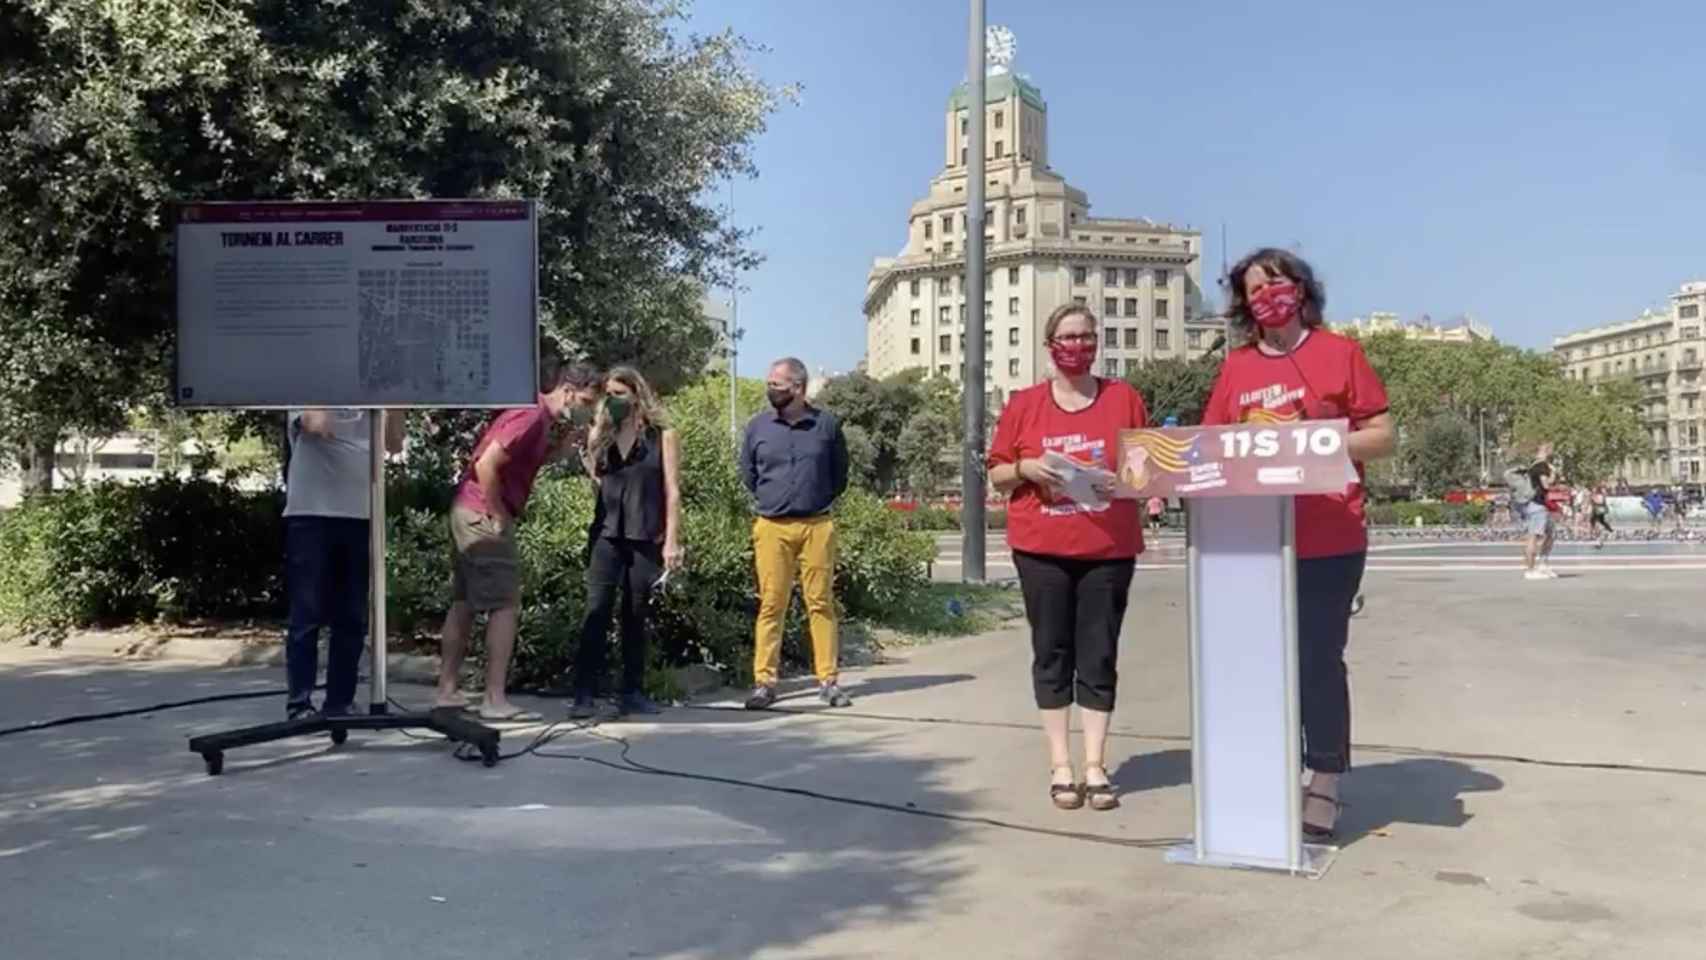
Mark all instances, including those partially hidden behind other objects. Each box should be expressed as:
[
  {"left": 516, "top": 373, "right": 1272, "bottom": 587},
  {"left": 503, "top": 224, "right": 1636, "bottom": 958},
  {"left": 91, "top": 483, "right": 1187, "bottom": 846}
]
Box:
[
  {"left": 985, "top": 270, "right": 993, "bottom": 288},
  {"left": 1009, "top": 326, "right": 1020, "bottom": 345},
  {"left": 941, "top": 214, "right": 954, "bottom": 235},
  {"left": 939, "top": 306, "right": 951, "bottom": 324},
  {"left": 938, "top": 277, "right": 951, "bottom": 294},
  {"left": 1683, "top": 304, "right": 1702, "bottom": 320},
  {"left": 994, "top": 111, "right": 1004, "bottom": 130},
  {"left": 959, "top": 334, "right": 966, "bottom": 350},
  {"left": 1105, "top": 267, "right": 1120, "bottom": 286},
  {"left": 1125, "top": 359, "right": 1140, "bottom": 377},
  {"left": 1124, "top": 328, "right": 1138, "bottom": 349},
  {"left": 910, "top": 308, "right": 921, "bottom": 326},
  {"left": 940, "top": 334, "right": 951, "bottom": 353},
  {"left": 1104, "top": 359, "right": 1119, "bottom": 376},
  {"left": 1124, "top": 297, "right": 1138, "bottom": 317},
  {"left": 961, "top": 117, "right": 968, "bottom": 135},
  {"left": 923, "top": 221, "right": 933, "bottom": 240},
  {"left": 1009, "top": 358, "right": 1020, "bottom": 377},
  {"left": 1073, "top": 266, "right": 1088, "bottom": 285},
  {"left": 984, "top": 331, "right": 993, "bottom": 351},
  {"left": 1155, "top": 269, "right": 1171, "bottom": 286},
  {"left": 960, "top": 304, "right": 967, "bottom": 322},
  {"left": 995, "top": 140, "right": 1005, "bottom": 158},
  {"left": 1073, "top": 295, "right": 1087, "bottom": 306},
  {"left": 1104, "top": 297, "right": 1118, "bottom": 316},
  {"left": 1008, "top": 266, "right": 1020, "bottom": 284},
  {"left": 910, "top": 279, "right": 921, "bottom": 296},
  {"left": 1014, "top": 207, "right": 1026, "bottom": 226},
  {"left": 911, "top": 338, "right": 921, "bottom": 355},
  {"left": 1155, "top": 329, "right": 1171, "bottom": 351},
  {"left": 1009, "top": 297, "right": 1019, "bottom": 316},
  {"left": 1104, "top": 327, "right": 1119, "bottom": 348},
  {"left": 984, "top": 300, "right": 992, "bottom": 319},
  {"left": 1155, "top": 298, "right": 1170, "bottom": 319},
  {"left": 960, "top": 147, "right": 967, "bottom": 165},
  {"left": 943, "top": 241, "right": 954, "bottom": 255},
  {"left": 984, "top": 359, "right": 994, "bottom": 376},
  {"left": 939, "top": 364, "right": 950, "bottom": 377},
  {"left": 1188, "top": 329, "right": 1204, "bottom": 349}
]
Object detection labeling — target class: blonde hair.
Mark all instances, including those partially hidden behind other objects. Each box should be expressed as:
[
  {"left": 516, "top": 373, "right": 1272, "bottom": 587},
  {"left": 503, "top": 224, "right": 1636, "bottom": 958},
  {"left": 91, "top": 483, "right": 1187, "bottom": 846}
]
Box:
[
  {"left": 1044, "top": 302, "right": 1098, "bottom": 340},
  {"left": 589, "top": 365, "right": 666, "bottom": 471}
]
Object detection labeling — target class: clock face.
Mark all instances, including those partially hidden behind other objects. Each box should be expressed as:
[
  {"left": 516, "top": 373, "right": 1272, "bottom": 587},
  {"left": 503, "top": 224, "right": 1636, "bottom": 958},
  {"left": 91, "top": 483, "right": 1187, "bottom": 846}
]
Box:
[{"left": 986, "top": 25, "right": 1016, "bottom": 68}]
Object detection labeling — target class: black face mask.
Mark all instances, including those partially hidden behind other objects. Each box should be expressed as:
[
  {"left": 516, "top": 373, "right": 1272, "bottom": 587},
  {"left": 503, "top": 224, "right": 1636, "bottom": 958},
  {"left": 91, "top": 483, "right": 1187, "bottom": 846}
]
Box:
[{"left": 767, "top": 387, "right": 794, "bottom": 411}]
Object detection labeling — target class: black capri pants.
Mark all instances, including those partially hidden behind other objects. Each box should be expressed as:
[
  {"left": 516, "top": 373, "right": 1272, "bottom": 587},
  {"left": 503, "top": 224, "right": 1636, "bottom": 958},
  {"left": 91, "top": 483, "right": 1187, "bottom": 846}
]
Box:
[
  {"left": 1012, "top": 550, "right": 1135, "bottom": 712},
  {"left": 1296, "top": 551, "right": 1367, "bottom": 774}
]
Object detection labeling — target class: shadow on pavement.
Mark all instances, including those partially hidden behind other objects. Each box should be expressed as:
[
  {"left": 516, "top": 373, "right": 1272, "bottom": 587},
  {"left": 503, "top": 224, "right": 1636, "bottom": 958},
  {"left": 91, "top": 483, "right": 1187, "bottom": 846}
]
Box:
[
  {"left": 1339, "top": 757, "right": 1505, "bottom": 846},
  {"left": 1110, "top": 748, "right": 1192, "bottom": 795}
]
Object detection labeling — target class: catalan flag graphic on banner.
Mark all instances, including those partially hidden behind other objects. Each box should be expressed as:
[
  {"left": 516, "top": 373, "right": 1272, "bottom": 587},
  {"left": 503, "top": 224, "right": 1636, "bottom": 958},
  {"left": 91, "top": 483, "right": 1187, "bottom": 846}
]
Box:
[
  {"left": 1243, "top": 407, "right": 1302, "bottom": 424},
  {"left": 1124, "top": 431, "right": 1203, "bottom": 473}
]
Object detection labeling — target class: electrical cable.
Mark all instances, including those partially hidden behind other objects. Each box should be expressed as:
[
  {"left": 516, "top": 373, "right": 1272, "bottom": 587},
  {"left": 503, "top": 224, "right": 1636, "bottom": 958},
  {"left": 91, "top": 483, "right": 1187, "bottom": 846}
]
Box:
[{"left": 0, "top": 687, "right": 295, "bottom": 740}]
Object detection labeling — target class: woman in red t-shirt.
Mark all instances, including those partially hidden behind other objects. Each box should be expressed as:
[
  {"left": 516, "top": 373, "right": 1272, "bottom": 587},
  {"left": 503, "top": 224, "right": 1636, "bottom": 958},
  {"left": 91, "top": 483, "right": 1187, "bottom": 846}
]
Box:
[
  {"left": 1201, "top": 248, "right": 1397, "bottom": 841},
  {"left": 987, "top": 303, "right": 1148, "bottom": 812}
]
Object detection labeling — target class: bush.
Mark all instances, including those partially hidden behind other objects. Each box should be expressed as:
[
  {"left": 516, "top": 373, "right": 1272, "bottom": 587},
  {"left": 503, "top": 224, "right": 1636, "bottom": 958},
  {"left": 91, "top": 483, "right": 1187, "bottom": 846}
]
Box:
[
  {"left": 897, "top": 504, "right": 1009, "bottom": 532},
  {"left": 0, "top": 377, "right": 953, "bottom": 693},
  {"left": 1367, "top": 500, "right": 1492, "bottom": 527}
]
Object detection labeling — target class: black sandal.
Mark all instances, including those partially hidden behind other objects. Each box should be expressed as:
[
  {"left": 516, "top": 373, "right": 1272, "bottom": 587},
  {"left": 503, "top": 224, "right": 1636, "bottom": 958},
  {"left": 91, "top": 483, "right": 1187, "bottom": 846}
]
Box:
[
  {"left": 1302, "top": 790, "right": 1342, "bottom": 841},
  {"left": 1050, "top": 766, "right": 1084, "bottom": 811},
  {"left": 1083, "top": 765, "right": 1120, "bottom": 811}
]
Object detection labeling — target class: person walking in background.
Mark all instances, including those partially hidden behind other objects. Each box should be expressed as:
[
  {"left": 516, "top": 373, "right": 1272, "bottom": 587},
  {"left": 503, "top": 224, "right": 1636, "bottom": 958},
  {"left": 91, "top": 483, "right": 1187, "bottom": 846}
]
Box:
[
  {"left": 570, "top": 367, "right": 683, "bottom": 719},
  {"left": 1202, "top": 248, "right": 1397, "bottom": 841},
  {"left": 282, "top": 409, "right": 405, "bottom": 720},
  {"left": 742, "top": 358, "right": 853, "bottom": 711},
  {"left": 1643, "top": 489, "right": 1665, "bottom": 533},
  {"left": 987, "top": 303, "right": 1149, "bottom": 812},
  {"left": 1507, "top": 444, "right": 1556, "bottom": 580},
  {"left": 1589, "top": 484, "right": 1613, "bottom": 548},
  {"left": 437, "top": 357, "right": 604, "bottom": 722},
  {"left": 1146, "top": 495, "right": 1165, "bottom": 531}
]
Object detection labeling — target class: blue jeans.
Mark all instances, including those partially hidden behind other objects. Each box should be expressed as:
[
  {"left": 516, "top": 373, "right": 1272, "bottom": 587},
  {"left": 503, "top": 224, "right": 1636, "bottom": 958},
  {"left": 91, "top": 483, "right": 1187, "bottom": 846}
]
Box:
[{"left": 285, "top": 516, "right": 371, "bottom": 713}]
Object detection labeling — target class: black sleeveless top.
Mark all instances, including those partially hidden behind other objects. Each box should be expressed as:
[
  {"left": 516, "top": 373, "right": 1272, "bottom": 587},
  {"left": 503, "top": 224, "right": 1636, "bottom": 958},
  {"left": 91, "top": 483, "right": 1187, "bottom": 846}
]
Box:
[{"left": 593, "top": 426, "right": 665, "bottom": 542}]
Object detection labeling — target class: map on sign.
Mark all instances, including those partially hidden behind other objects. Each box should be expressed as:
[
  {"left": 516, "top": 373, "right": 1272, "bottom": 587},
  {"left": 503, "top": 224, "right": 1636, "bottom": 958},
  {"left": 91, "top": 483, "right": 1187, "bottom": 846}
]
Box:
[
  {"left": 175, "top": 200, "right": 537, "bottom": 409},
  {"left": 356, "top": 268, "right": 493, "bottom": 399}
]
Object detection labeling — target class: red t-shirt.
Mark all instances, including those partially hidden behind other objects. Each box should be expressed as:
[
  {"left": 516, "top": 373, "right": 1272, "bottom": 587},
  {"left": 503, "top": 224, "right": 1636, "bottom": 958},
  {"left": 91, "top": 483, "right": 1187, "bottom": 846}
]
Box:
[
  {"left": 1202, "top": 330, "right": 1390, "bottom": 560},
  {"left": 454, "top": 400, "right": 556, "bottom": 518},
  {"left": 987, "top": 378, "right": 1147, "bottom": 560}
]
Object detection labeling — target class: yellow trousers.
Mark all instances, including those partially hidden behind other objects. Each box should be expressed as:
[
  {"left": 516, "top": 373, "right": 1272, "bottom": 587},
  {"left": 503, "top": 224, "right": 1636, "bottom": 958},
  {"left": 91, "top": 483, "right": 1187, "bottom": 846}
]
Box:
[{"left": 752, "top": 516, "right": 839, "bottom": 686}]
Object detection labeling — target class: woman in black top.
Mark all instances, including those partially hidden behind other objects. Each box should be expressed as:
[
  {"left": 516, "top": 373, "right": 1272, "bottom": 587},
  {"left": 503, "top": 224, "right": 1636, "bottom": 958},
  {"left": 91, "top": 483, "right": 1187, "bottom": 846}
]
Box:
[{"left": 571, "top": 366, "right": 683, "bottom": 718}]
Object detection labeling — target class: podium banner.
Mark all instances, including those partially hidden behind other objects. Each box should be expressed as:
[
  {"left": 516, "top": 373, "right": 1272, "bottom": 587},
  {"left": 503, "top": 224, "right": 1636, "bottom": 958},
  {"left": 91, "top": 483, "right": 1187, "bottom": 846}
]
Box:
[{"left": 1116, "top": 420, "right": 1354, "bottom": 499}]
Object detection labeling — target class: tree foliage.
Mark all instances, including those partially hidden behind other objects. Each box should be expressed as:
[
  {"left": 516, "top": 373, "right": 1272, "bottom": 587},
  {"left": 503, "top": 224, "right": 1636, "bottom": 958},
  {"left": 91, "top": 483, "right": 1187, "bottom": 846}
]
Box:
[
  {"left": 815, "top": 369, "right": 962, "bottom": 494},
  {"left": 1125, "top": 356, "right": 1222, "bottom": 426},
  {"left": 1403, "top": 412, "right": 1478, "bottom": 496},
  {"left": 1511, "top": 376, "right": 1648, "bottom": 486},
  {"left": 0, "top": 0, "right": 786, "bottom": 490}
]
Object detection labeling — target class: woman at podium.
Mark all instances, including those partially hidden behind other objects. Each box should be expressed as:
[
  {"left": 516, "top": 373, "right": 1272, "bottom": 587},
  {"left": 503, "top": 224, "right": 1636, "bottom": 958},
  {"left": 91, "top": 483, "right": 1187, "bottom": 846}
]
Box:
[
  {"left": 1201, "top": 248, "right": 1396, "bottom": 840},
  {"left": 987, "top": 303, "right": 1150, "bottom": 812}
]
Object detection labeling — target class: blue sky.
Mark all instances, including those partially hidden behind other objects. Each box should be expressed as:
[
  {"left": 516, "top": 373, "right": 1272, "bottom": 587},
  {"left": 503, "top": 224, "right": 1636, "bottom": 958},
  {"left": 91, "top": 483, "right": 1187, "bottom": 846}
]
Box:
[{"left": 688, "top": 0, "right": 1706, "bottom": 376}]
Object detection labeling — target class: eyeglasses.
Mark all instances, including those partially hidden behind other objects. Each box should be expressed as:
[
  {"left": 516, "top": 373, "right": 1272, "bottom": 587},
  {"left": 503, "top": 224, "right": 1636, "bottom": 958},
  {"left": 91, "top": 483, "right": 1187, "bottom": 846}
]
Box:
[{"left": 1050, "top": 333, "right": 1097, "bottom": 346}]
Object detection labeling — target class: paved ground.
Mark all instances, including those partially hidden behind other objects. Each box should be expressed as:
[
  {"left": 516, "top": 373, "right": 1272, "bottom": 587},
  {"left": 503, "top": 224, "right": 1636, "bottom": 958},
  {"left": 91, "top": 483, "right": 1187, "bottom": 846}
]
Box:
[{"left": 2, "top": 550, "right": 1704, "bottom": 959}]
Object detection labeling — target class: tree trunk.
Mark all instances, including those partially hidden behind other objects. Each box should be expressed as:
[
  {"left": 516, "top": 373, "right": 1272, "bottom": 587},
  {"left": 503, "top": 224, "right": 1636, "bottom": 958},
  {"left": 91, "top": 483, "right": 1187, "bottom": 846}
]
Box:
[{"left": 18, "top": 431, "right": 60, "bottom": 496}]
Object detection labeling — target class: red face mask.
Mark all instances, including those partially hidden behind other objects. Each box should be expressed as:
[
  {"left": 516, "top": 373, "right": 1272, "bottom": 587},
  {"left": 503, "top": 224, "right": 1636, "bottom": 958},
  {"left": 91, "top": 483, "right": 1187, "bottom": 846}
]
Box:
[
  {"left": 1049, "top": 339, "right": 1098, "bottom": 376},
  {"left": 1248, "top": 280, "right": 1303, "bottom": 329}
]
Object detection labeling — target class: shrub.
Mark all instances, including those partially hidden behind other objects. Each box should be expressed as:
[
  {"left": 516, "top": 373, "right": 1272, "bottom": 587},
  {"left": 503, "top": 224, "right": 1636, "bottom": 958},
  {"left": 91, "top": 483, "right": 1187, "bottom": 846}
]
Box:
[{"left": 1367, "top": 500, "right": 1493, "bottom": 527}]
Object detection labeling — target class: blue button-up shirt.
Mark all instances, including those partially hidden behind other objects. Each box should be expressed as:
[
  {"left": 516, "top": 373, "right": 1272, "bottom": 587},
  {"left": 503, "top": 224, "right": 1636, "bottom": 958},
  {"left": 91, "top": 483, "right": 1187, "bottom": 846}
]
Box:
[{"left": 741, "top": 405, "right": 849, "bottom": 518}]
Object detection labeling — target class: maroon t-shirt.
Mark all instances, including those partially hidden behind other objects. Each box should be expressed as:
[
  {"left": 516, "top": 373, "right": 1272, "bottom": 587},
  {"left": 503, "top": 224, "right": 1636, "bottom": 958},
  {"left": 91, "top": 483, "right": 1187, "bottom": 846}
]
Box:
[
  {"left": 1202, "top": 330, "right": 1390, "bottom": 559},
  {"left": 987, "top": 378, "right": 1148, "bottom": 560},
  {"left": 454, "top": 399, "right": 555, "bottom": 518}
]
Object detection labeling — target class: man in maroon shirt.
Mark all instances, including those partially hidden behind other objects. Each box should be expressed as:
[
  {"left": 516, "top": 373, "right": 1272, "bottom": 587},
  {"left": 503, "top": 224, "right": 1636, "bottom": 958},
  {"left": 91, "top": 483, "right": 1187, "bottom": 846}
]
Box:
[{"left": 436, "top": 357, "right": 603, "bottom": 720}]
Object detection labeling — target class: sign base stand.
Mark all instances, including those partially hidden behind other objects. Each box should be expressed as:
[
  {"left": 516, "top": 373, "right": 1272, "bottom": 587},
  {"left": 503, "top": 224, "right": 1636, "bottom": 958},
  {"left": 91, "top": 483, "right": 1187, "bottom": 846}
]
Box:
[
  {"left": 188, "top": 412, "right": 501, "bottom": 775},
  {"left": 1164, "top": 842, "right": 1340, "bottom": 880}
]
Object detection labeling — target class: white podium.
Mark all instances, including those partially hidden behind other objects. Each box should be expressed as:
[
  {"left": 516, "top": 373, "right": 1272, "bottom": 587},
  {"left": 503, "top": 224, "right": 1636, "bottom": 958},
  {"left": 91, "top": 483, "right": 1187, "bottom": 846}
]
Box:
[{"left": 1117, "top": 421, "right": 1354, "bottom": 879}]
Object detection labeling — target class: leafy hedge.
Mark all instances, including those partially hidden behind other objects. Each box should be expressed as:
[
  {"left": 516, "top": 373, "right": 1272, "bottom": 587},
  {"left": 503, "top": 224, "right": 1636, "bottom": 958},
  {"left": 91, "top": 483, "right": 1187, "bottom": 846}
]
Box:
[
  {"left": 1366, "top": 500, "right": 1492, "bottom": 527},
  {"left": 896, "top": 504, "right": 1009, "bottom": 532},
  {"left": 0, "top": 378, "right": 941, "bottom": 692}
]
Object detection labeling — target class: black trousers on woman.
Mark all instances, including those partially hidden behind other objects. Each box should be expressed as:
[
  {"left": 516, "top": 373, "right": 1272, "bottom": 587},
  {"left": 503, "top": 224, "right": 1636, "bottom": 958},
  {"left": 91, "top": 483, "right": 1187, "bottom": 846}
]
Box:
[
  {"left": 1012, "top": 550, "right": 1136, "bottom": 712},
  {"left": 576, "top": 537, "right": 663, "bottom": 697},
  {"left": 1296, "top": 551, "right": 1367, "bottom": 774}
]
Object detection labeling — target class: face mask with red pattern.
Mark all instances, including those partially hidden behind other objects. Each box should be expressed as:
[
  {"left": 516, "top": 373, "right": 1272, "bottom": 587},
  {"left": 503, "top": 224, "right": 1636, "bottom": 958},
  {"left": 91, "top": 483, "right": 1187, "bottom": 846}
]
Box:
[
  {"left": 1048, "top": 339, "right": 1097, "bottom": 376},
  {"left": 1248, "top": 280, "right": 1303, "bottom": 329}
]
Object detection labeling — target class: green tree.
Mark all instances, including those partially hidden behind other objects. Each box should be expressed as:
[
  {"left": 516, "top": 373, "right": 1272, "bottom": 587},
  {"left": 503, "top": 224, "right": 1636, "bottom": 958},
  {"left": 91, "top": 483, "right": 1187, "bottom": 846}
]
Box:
[
  {"left": 0, "top": 0, "right": 785, "bottom": 492},
  {"left": 1403, "top": 412, "right": 1478, "bottom": 496},
  {"left": 897, "top": 407, "right": 959, "bottom": 496},
  {"left": 1512, "top": 376, "right": 1647, "bottom": 486},
  {"left": 1126, "top": 356, "right": 1222, "bottom": 425},
  {"left": 841, "top": 423, "right": 879, "bottom": 492}
]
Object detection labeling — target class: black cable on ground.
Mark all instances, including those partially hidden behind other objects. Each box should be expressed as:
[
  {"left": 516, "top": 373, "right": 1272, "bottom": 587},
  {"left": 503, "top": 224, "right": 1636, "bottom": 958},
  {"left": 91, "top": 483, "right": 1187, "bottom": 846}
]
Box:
[{"left": 0, "top": 688, "right": 290, "bottom": 740}]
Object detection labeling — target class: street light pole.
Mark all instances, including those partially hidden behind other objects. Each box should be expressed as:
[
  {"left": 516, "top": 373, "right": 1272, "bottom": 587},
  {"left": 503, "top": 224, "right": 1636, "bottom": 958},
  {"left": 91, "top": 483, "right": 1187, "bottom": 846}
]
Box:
[
  {"left": 728, "top": 178, "right": 740, "bottom": 445},
  {"left": 960, "top": 0, "right": 987, "bottom": 583}
]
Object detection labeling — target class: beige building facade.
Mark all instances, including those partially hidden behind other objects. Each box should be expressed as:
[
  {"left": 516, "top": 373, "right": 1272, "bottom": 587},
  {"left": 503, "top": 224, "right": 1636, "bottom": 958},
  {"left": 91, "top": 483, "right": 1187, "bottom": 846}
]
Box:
[
  {"left": 863, "top": 62, "right": 1216, "bottom": 401},
  {"left": 1337, "top": 311, "right": 1494, "bottom": 343},
  {"left": 1552, "top": 281, "right": 1706, "bottom": 486}
]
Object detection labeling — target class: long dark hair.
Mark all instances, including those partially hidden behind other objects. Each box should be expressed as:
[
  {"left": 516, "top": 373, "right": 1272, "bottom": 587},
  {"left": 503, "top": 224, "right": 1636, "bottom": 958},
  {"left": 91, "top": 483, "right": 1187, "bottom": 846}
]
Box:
[{"left": 1223, "top": 247, "right": 1327, "bottom": 338}]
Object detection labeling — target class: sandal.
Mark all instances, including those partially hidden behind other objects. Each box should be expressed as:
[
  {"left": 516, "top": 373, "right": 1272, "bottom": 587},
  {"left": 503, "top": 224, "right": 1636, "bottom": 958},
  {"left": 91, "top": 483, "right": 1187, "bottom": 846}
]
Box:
[
  {"left": 477, "top": 704, "right": 544, "bottom": 723},
  {"left": 1302, "top": 790, "right": 1342, "bottom": 841},
  {"left": 1049, "top": 766, "right": 1084, "bottom": 811},
  {"left": 1082, "top": 765, "right": 1120, "bottom": 811}
]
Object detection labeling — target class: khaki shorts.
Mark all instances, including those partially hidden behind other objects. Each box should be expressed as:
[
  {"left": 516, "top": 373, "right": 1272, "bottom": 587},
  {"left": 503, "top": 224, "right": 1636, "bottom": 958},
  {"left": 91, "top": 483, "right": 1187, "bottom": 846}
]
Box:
[{"left": 450, "top": 505, "right": 520, "bottom": 611}]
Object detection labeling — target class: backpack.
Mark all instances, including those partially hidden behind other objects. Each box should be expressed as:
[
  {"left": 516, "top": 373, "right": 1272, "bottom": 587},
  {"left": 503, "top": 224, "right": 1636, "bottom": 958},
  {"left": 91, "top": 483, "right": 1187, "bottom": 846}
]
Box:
[{"left": 1503, "top": 464, "right": 1535, "bottom": 504}]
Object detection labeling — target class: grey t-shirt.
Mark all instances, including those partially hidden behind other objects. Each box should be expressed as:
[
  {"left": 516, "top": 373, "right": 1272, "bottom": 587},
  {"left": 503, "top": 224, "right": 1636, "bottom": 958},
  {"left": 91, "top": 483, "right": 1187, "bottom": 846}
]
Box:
[{"left": 284, "top": 410, "right": 372, "bottom": 519}]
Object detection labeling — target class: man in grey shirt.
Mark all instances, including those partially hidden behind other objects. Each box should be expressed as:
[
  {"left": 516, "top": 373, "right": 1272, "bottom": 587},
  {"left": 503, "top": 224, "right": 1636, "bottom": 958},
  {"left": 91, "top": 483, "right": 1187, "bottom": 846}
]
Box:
[{"left": 283, "top": 409, "right": 404, "bottom": 718}]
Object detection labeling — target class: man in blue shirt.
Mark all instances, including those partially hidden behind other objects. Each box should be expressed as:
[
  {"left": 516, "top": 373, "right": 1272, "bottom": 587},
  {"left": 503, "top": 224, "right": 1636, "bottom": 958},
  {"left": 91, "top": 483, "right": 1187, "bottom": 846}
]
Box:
[{"left": 742, "top": 357, "right": 851, "bottom": 710}]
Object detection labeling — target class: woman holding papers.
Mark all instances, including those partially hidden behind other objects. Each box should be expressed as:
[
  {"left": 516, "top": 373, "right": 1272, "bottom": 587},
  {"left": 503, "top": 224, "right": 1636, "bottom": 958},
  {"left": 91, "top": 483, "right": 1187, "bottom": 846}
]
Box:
[
  {"left": 987, "top": 303, "right": 1149, "bottom": 812},
  {"left": 1201, "top": 248, "right": 1397, "bottom": 840}
]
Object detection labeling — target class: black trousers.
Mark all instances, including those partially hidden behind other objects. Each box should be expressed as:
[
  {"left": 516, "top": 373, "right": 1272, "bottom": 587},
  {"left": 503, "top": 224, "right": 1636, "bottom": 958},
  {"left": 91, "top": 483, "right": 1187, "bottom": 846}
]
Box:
[
  {"left": 1591, "top": 512, "right": 1613, "bottom": 533},
  {"left": 576, "top": 537, "right": 663, "bottom": 696},
  {"left": 1296, "top": 551, "right": 1367, "bottom": 774},
  {"left": 1012, "top": 550, "right": 1135, "bottom": 712}
]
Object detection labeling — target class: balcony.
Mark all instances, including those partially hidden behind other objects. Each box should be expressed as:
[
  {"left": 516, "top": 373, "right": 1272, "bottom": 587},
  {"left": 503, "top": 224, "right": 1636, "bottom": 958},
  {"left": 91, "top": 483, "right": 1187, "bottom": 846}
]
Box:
[{"left": 1678, "top": 356, "right": 1704, "bottom": 372}]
